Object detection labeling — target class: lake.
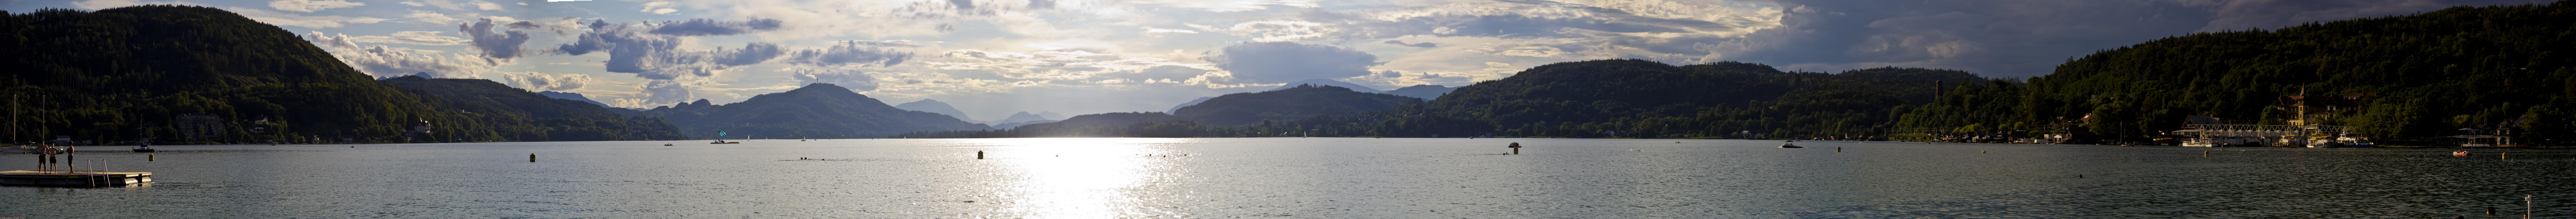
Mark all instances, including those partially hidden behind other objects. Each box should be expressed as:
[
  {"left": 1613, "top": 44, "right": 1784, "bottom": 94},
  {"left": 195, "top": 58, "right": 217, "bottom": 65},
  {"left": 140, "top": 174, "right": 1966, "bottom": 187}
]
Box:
[{"left": 1, "top": 138, "right": 2570, "bottom": 218}]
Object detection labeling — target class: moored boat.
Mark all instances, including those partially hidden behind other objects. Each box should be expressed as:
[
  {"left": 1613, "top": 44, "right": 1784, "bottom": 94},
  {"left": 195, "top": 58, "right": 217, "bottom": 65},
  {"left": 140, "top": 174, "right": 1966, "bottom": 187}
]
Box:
[
  {"left": 1779, "top": 141, "right": 1803, "bottom": 148},
  {"left": 2451, "top": 149, "right": 2470, "bottom": 156},
  {"left": 132, "top": 143, "right": 154, "bottom": 152}
]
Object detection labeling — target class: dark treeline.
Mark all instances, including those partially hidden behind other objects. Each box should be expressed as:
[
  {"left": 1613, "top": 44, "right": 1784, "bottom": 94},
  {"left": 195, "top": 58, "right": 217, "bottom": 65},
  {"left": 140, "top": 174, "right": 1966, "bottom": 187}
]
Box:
[
  {"left": 897, "top": 59, "right": 1983, "bottom": 139},
  {"left": 1900, "top": 2, "right": 2576, "bottom": 143},
  {"left": 379, "top": 76, "right": 685, "bottom": 141},
  {"left": 0, "top": 6, "right": 677, "bottom": 144}
]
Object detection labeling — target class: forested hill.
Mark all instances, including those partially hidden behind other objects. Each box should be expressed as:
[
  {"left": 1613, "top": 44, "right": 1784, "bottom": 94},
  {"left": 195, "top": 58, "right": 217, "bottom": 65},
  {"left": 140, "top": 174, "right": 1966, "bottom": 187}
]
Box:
[
  {"left": 1900, "top": 2, "right": 2575, "bottom": 141},
  {"left": 0, "top": 6, "right": 529, "bottom": 144},
  {"left": 640, "top": 83, "right": 989, "bottom": 139},
  {"left": 1389, "top": 59, "right": 1985, "bottom": 138},
  {"left": 1174, "top": 85, "right": 1421, "bottom": 126},
  {"left": 378, "top": 76, "right": 683, "bottom": 141}
]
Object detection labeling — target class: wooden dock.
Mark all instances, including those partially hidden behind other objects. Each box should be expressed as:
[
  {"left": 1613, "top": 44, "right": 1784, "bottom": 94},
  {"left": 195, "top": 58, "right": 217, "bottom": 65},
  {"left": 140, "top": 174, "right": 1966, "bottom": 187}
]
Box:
[{"left": 0, "top": 170, "right": 153, "bottom": 188}]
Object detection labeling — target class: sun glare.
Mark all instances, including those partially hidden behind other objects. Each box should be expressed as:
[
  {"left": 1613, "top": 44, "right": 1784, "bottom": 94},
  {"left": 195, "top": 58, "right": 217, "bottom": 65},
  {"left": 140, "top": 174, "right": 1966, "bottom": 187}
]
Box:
[{"left": 969, "top": 138, "right": 1192, "bottom": 218}]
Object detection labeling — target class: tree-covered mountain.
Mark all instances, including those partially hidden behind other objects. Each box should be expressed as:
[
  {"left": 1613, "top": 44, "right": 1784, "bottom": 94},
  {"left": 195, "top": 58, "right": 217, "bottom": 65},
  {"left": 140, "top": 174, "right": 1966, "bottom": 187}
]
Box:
[
  {"left": 1899, "top": 2, "right": 2576, "bottom": 143},
  {"left": 892, "top": 99, "right": 975, "bottom": 122},
  {"left": 0, "top": 5, "right": 601, "bottom": 144},
  {"left": 641, "top": 83, "right": 988, "bottom": 139},
  {"left": 1267, "top": 79, "right": 1382, "bottom": 92},
  {"left": 1174, "top": 85, "right": 1421, "bottom": 126},
  {"left": 379, "top": 76, "right": 683, "bottom": 141}
]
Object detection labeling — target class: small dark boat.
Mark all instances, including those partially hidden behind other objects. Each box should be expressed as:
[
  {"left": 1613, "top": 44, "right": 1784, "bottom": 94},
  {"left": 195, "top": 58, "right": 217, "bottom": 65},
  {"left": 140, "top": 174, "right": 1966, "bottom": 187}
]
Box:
[
  {"left": 1780, "top": 141, "right": 1803, "bottom": 148},
  {"left": 132, "top": 143, "right": 155, "bottom": 152}
]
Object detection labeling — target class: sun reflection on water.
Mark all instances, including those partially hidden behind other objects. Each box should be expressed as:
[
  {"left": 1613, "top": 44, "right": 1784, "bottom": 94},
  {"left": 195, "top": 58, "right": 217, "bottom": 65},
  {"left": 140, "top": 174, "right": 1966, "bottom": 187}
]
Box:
[{"left": 972, "top": 138, "right": 1190, "bottom": 219}]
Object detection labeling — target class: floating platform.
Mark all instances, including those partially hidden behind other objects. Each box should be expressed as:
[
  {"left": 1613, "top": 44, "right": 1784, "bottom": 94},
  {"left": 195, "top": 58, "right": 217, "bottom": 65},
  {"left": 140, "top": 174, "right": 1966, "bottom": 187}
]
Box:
[{"left": 0, "top": 170, "right": 153, "bottom": 188}]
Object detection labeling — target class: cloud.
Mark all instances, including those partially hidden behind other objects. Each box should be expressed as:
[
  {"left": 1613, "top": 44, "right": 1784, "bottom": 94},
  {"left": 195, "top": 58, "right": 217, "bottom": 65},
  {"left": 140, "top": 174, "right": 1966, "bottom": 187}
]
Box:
[
  {"left": 1382, "top": 40, "right": 1437, "bottom": 48},
  {"left": 786, "top": 41, "right": 914, "bottom": 67},
  {"left": 635, "top": 80, "right": 698, "bottom": 107},
  {"left": 1201, "top": 42, "right": 1379, "bottom": 83},
  {"left": 405, "top": 10, "right": 458, "bottom": 24},
  {"left": 305, "top": 32, "right": 489, "bottom": 78},
  {"left": 499, "top": 71, "right": 592, "bottom": 91},
  {"left": 641, "top": 1, "right": 679, "bottom": 15},
  {"left": 790, "top": 68, "right": 880, "bottom": 91},
  {"left": 268, "top": 0, "right": 365, "bottom": 12},
  {"left": 460, "top": 18, "right": 533, "bottom": 64},
  {"left": 337, "top": 31, "right": 467, "bottom": 45},
  {"left": 224, "top": 7, "right": 389, "bottom": 28},
  {"left": 649, "top": 18, "right": 784, "bottom": 36},
  {"left": 1142, "top": 27, "right": 1200, "bottom": 34},
  {"left": 556, "top": 19, "right": 818, "bottom": 80}
]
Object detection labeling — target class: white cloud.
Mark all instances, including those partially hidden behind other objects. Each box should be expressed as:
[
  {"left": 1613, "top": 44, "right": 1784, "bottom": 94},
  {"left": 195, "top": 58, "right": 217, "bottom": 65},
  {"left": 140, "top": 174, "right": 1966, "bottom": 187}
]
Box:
[
  {"left": 499, "top": 71, "right": 593, "bottom": 91},
  {"left": 406, "top": 10, "right": 459, "bottom": 24},
  {"left": 268, "top": 0, "right": 365, "bottom": 12},
  {"left": 340, "top": 31, "right": 468, "bottom": 45},
  {"left": 305, "top": 32, "right": 491, "bottom": 78}
]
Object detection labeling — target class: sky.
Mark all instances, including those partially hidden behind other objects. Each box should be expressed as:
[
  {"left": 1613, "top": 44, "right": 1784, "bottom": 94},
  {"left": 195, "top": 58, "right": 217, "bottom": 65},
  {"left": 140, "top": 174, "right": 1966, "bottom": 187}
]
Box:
[{"left": 7, "top": 0, "right": 2539, "bottom": 122}]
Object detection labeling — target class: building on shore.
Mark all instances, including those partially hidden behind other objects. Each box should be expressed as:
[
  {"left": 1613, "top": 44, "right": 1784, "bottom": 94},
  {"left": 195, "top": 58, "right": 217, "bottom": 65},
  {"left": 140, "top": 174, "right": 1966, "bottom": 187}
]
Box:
[{"left": 2275, "top": 89, "right": 2376, "bottom": 126}]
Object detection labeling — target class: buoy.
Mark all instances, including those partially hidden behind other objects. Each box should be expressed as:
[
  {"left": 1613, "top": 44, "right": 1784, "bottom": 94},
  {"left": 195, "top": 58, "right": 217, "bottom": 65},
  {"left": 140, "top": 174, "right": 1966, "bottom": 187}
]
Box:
[
  {"left": 148, "top": 153, "right": 155, "bottom": 162},
  {"left": 1836, "top": 147, "right": 1842, "bottom": 152},
  {"left": 1981, "top": 150, "right": 1986, "bottom": 154},
  {"left": 2489, "top": 206, "right": 2496, "bottom": 216},
  {"left": 529, "top": 153, "right": 537, "bottom": 162},
  {"left": 978, "top": 151, "right": 985, "bottom": 159},
  {"left": 2078, "top": 174, "right": 2084, "bottom": 178},
  {"left": 2204, "top": 151, "right": 2210, "bottom": 157}
]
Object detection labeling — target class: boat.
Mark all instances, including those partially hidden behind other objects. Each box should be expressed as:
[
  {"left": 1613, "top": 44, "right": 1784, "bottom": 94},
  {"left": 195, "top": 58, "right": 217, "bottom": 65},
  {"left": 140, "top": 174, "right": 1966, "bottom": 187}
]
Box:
[
  {"left": 132, "top": 143, "right": 154, "bottom": 152},
  {"left": 1779, "top": 141, "right": 1803, "bottom": 148},
  {"left": 2452, "top": 150, "right": 2471, "bottom": 156},
  {"left": 663, "top": 143, "right": 674, "bottom": 146},
  {"left": 2342, "top": 137, "right": 2374, "bottom": 148},
  {"left": 710, "top": 139, "right": 740, "bottom": 144}
]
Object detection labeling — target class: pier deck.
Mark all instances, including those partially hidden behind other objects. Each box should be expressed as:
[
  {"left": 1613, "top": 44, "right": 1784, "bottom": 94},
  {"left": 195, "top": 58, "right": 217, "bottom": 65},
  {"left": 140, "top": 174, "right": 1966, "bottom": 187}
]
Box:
[{"left": 0, "top": 170, "right": 154, "bottom": 187}]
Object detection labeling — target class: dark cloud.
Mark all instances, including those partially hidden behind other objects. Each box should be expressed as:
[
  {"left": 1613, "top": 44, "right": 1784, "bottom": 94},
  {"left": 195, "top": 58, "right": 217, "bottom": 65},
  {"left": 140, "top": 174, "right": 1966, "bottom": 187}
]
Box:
[
  {"left": 1027, "top": 0, "right": 1055, "bottom": 9},
  {"left": 557, "top": 19, "right": 794, "bottom": 80},
  {"left": 1202, "top": 42, "right": 1379, "bottom": 83},
  {"left": 1382, "top": 40, "right": 1437, "bottom": 48},
  {"left": 949, "top": 0, "right": 976, "bottom": 10},
  {"left": 649, "top": 18, "right": 784, "bottom": 36},
  {"left": 460, "top": 18, "right": 531, "bottom": 64}
]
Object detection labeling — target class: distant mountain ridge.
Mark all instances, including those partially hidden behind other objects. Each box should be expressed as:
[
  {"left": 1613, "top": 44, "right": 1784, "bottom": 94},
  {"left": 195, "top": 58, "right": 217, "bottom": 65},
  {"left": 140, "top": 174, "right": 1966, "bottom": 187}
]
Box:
[
  {"left": 640, "top": 83, "right": 988, "bottom": 139},
  {"left": 1383, "top": 85, "right": 1455, "bottom": 99},
  {"left": 535, "top": 91, "right": 611, "bottom": 107},
  {"left": 893, "top": 99, "right": 976, "bottom": 122}
]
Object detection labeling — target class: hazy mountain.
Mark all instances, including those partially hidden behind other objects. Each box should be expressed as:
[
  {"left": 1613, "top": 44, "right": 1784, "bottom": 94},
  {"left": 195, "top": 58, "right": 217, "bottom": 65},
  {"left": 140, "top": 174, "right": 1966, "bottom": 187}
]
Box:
[
  {"left": 1038, "top": 111, "right": 1063, "bottom": 120},
  {"left": 535, "top": 91, "right": 611, "bottom": 107},
  {"left": 1382, "top": 85, "right": 1456, "bottom": 100},
  {"left": 380, "top": 76, "right": 684, "bottom": 141},
  {"left": 893, "top": 99, "right": 976, "bottom": 122},
  {"left": 1006, "top": 112, "right": 1181, "bottom": 131},
  {"left": 1168, "top": 96, "right": 1215, "bottom": 113},
  {"left": 990, "top": 120, "right": 1059, "bottom": 129},
  {"left": 992, "top": 111, "right": 1053, "bottom": 124},
  {"left": 640, "top": 83, "right": 989, "bottom": 139},
  {"left": 1175, "top": 84, "right": 1422, "bottom": 126},
  {"left": 1268, "top": 79, "right": 1382, "bottom": 92}
]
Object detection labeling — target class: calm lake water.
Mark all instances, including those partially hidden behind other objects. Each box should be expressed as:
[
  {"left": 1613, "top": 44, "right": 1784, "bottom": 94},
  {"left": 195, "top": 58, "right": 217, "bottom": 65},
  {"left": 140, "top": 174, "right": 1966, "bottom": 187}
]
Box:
[{"left": 2, "top": 138, "right": 2572, "bottom": 218}]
